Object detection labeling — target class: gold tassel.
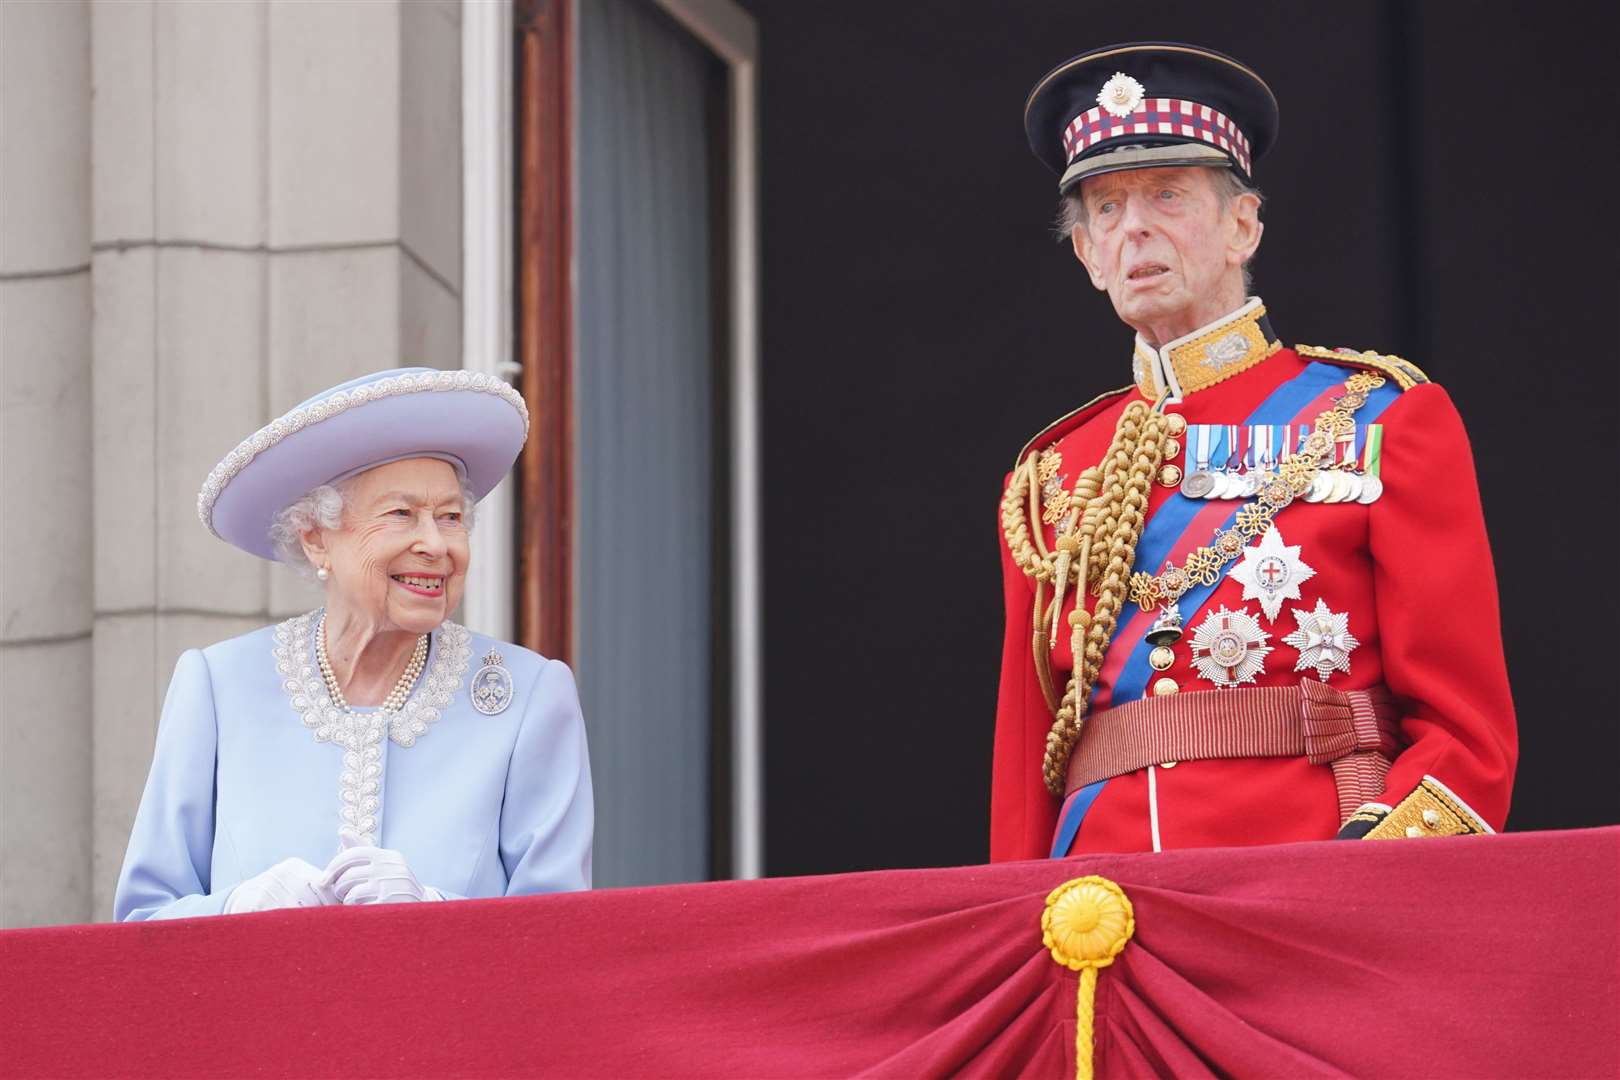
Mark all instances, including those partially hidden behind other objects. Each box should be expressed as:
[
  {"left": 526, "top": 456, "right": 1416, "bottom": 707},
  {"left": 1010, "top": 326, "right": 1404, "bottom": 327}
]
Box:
[{"left": 1048, "top": 527, "right": 1081, "bottom": 650}]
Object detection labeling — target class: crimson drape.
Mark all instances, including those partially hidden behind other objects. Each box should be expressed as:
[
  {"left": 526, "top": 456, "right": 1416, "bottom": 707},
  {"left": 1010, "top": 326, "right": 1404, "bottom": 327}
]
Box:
[{"left": 4, "top": 829, "right": 1615, "bottom": 1079}]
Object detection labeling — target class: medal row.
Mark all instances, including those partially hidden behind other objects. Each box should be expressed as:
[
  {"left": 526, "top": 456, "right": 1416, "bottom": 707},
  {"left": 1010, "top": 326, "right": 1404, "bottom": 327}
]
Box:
[{"left": 1177, "top": 423, "right": 1385, "bottom": 504}]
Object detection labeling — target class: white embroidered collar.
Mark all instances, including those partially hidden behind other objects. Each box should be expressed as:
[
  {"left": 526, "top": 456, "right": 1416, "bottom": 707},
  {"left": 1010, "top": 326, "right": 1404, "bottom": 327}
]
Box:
[
  {"left": 273, "top": 610, "right": 473, "bottom": 748},
  {"left": 272, "top": 610, "right": 474, "bottom": 845}
]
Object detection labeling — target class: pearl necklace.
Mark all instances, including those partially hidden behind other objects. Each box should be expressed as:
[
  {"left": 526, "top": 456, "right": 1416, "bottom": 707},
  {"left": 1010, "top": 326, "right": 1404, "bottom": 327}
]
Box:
[{"left": 316, "top": 612, "right": 429, "bottom": 714}]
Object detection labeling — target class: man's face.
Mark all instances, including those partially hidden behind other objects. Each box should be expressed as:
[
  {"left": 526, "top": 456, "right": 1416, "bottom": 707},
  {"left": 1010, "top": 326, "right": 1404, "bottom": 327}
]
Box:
[{"left": 1071, "top": 166, "right": 1260, "bottom": 338}]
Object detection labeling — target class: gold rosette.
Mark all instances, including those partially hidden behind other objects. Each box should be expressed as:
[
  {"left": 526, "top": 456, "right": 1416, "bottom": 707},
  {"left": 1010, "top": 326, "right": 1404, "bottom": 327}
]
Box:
[{"left": 1041, "top": 876, "right": 1136, "bottom": 1079}]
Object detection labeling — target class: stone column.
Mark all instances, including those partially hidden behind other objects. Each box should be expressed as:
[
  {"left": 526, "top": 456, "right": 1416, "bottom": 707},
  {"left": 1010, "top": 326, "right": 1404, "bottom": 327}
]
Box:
[
  {"left": 87, "top": 0, "right": 272, "bottom": 924},
  {"left": 0, "top": 0, "right": 463, "bottom": 929},
  {"left": 77, "top": 0, "right": 462, "bottom": 924},
  {"left": 0, "top": 0, "right": 94, "bottom": 929}
]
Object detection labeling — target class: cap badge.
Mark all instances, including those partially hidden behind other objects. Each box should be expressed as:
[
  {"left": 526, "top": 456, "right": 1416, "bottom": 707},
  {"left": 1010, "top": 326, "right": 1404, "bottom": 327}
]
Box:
[
  {"left": 1097, "top": 72, "right": 1146, "bottom": 118},
  {"left": 471, "top": 647, "right": 514, "bottom": 716}
]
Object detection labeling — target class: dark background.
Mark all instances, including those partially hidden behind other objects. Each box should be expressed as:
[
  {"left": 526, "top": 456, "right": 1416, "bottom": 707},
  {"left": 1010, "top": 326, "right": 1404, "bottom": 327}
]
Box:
[{"left": 736, "top": 1, "right": 1620, "bottom": 875}]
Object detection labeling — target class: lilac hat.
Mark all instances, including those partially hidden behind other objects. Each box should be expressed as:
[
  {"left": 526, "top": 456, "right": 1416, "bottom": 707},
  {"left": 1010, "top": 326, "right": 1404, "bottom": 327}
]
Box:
[{"left": 198, "top": 367, "right": 529, "bottom": 560}]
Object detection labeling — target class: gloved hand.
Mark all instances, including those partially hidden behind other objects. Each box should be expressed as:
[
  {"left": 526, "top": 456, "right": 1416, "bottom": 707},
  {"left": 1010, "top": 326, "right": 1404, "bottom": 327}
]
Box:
[
  {"left": 319, "top": 828, "right": 444, "bottom": 905},
  {"left": 223, "top": 857, "right": 334, "bottom": 913}
]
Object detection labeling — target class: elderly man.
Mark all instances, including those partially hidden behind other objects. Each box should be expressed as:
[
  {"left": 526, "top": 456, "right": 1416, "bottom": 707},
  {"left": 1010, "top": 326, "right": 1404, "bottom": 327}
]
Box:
[{"left": 991, "top": 44, "right": 1516, "bottom": 861}]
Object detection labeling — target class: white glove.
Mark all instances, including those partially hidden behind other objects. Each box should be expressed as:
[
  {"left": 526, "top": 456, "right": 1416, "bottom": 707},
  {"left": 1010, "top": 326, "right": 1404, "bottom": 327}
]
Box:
[
  {"left": 223, "top": 857, "right": 334, "bottom": 914},
  {"left": 319, "top": 828, "right": 443, "bottom": 905}
]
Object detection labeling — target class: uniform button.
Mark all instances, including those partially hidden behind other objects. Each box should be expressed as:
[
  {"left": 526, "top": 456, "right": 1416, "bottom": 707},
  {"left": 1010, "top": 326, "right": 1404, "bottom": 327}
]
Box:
[
  {"left": 1165, "top": 413, "right": 1187, "bottom": 437},
  {"left": 1148, "top": 645, "right": 1175, "bottom": 671},
  {"left": 1162, "top": 437, "right": 1182, "bottom": 459},
  {"left": 1158, "top": 464, "right": 1183, "bottom": 487},
  {"left": 1422, "top": 809, "right": 1442, "bottom": 828},
  {"left": 1405, "top": 825, "right": 1424, "bottom": 838},
  {"left": 1152, "top": 677, "right": 1179, "bottom": 696},
  {"left": 1158, "top": 761, "right": 1178, "bottom": 769}
]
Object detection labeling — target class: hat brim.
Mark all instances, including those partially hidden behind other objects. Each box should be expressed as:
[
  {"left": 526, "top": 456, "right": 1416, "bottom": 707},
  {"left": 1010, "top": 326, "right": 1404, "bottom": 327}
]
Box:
[
  {"left": 1058, "top": 141, "right": 1232, "bottom": 193},
  {"left": 200, "top": 370, "right": 528, "bottom": 561}
]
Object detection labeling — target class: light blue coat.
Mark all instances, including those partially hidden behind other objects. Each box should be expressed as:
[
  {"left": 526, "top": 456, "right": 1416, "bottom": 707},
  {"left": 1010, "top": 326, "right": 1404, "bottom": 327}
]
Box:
[{"left": 114, "top": 613, "right": 594, "bottom": 920}]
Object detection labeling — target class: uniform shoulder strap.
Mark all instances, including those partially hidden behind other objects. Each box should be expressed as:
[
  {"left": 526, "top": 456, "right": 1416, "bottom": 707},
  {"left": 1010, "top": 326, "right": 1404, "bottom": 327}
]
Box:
[
  {"left": 1294, "top": 344, "right": 1431, "bottom": 391},
  {"left": 1012, "top": 385, "right": 1133, "bottom": 469}
]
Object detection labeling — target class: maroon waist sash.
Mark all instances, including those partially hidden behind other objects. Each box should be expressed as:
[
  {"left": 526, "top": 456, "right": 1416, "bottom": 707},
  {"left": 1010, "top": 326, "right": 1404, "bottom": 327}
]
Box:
[{"left": 1065, "top": 682, "right": 1401, "bottom": 821}]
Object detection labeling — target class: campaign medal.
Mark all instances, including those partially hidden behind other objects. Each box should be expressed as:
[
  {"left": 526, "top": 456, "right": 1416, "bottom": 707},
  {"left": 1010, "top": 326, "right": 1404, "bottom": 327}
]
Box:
[
  {"left": 1328, "top": 429, "right": 1362, "bottom": 502},
  {"left": 471, "top": 648, "right": 515, "bottom": 715},
  {"left": 1227, "top": 524, "right": 1316, "bottom": 623},
  {"left": 1338, "top": 469, "right": 1364, "bottom": 503},
  {"left": 1303, "top": 471, "right": 1332, "bottom": 503},
  {"left": 1323, "top": 470, "right": 1352, "bottom": 504},
  {"left": 1212, "top": 427, "right": 1244, "bottom": 499},
  {"left": 1240, "top": 425, "right": 1272, "bottom": 497},
  {"left": 1181, "top": 425, "right": 1218, "bottom": 499},
  {"left": 1282, "top": 599, "right": 1360, "bottom": 680},
  {"left": 1182, "top": 471, "right": 1216, "bottom": 499},
  {"left": 1214, "top": 427, "right": 1246, "bottom": 499},
  {"left": 1357, "top": 424, "right": 1384, "bottom": 504},
  {"left": 1190, "top": 606, "right": 1272, "bottom": 688}
]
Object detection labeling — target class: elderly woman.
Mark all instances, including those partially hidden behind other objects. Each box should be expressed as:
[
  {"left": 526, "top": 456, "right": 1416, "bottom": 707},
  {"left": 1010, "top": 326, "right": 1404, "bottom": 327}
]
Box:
[{"left": 114, "top": 368, "right": 593, "bottom": 919}]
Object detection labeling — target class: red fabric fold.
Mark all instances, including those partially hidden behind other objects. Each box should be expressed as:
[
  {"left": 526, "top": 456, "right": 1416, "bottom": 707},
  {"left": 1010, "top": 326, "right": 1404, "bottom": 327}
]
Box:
[
  {"left": 3, "top": 829, "right": 1615, "bottom": 1079},
  {"left": 1300, "top": 681, "right": 1387, "bottom": 764}
]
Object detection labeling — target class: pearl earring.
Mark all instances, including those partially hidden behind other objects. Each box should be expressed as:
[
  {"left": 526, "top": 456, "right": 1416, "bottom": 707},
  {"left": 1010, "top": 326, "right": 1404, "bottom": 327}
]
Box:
[{"left": 316, "top": 566, "right": 330, "bottom": 581}]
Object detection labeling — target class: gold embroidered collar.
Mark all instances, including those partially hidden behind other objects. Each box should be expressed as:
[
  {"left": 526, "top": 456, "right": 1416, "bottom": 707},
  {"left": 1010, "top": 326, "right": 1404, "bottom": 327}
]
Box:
[{"left": 1131, "top": 298, "right": 1280, "bottom": 400}]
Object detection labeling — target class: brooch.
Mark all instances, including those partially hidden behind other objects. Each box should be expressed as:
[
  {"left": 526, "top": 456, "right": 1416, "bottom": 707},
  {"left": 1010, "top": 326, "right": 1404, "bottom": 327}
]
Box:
[{"left": 471, "top": 647, "right": 515, "bottom": 716}]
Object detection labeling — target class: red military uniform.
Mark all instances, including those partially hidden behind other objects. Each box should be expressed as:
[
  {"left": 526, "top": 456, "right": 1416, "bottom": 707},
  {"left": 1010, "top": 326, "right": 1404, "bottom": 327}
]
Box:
[{"left": 990, "top": 300, "right": 1517, "bottom": 861}]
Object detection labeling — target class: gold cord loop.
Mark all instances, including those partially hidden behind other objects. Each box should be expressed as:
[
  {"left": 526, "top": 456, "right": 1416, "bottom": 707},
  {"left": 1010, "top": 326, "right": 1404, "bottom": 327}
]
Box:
[{"left": 998, "top": 397, "right": 1167, "bottom": 793}]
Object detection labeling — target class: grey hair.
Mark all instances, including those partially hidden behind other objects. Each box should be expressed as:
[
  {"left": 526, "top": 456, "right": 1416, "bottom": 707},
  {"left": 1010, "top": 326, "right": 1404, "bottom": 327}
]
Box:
[
  {"left": 268, "top": 477, "right": 478, "bottom": 577},
  {"left": 1054, "top": 167, "right": 1265, "bottom": 290}
]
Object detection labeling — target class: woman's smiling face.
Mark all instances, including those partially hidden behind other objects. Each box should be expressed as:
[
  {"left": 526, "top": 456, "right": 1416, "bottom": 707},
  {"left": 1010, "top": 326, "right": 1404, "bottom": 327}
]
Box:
[{"left": 311, "top": 457, "right": 471, "bottom": 634}]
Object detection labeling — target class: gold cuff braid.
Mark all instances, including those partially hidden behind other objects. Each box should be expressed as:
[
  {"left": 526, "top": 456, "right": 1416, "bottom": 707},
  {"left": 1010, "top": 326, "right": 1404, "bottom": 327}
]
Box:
[{"left": 1362, "top": 776, "right": 1492, "bottom": 840}]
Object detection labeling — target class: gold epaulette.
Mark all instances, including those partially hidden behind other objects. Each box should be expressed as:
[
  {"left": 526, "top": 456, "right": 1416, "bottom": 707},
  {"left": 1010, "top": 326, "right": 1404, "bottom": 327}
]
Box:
[
  {"left": 1012, "top": 385, "right": 1133, "bottom": 469},
  {"left": 1294, "top": 344, "right": 1430, "bottom": 391}
]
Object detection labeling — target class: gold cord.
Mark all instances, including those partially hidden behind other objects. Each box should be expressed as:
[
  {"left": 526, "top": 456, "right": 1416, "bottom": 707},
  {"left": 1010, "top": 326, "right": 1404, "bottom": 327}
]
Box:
[
  {"left": 1031, "top": 578, "right": 1060, "bottom": 715},
  {"left": 1001, "top": 453, "right": 1054, "bottom": 584},
  {"left": 999, "top": 397, "right": 1167, "bottom": 795},
  {"left": 1043, "top": 401, "right": 1167, "bottom": 794}
]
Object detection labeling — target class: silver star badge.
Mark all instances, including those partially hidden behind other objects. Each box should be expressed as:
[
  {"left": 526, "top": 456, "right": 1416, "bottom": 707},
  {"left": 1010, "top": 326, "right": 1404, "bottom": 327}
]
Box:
[
  {"left": 1190, "top": 606, "right": 1273, "bottom": 688},
  {"left": 1228, "top": 524, "right": 1316, "bottom": 623},
  {"left": 1282, "top": 599, "right": 1360, "bottom": 681},
  {"left": 1097, "top": 72, "right": 1146, "bottom": 118}
]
